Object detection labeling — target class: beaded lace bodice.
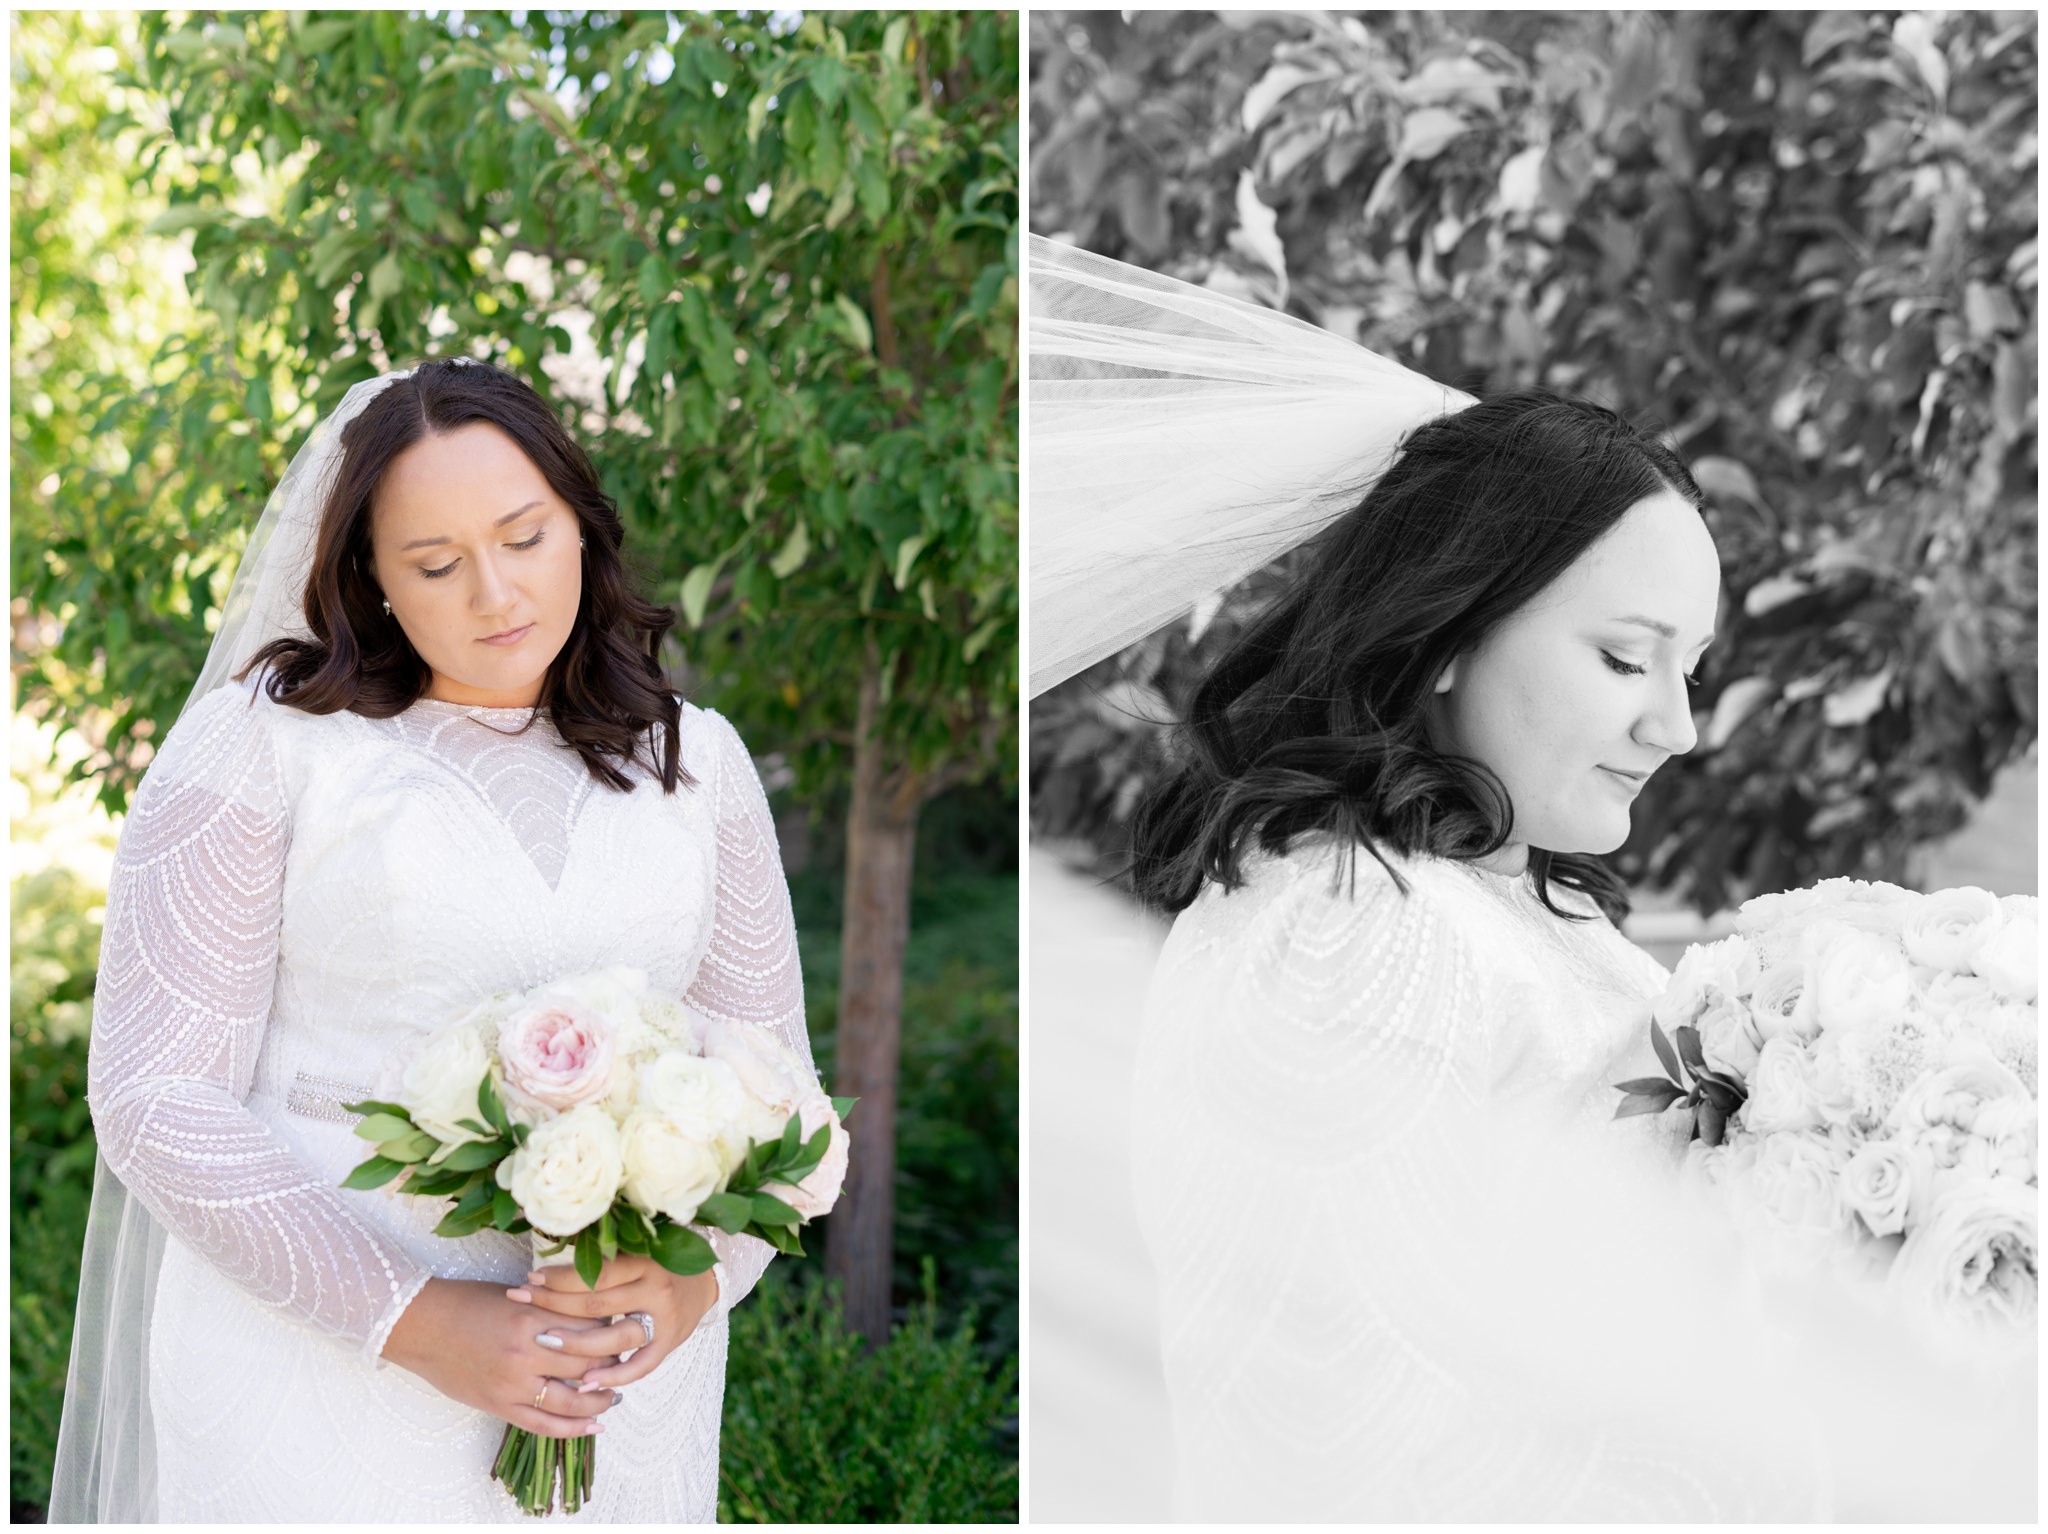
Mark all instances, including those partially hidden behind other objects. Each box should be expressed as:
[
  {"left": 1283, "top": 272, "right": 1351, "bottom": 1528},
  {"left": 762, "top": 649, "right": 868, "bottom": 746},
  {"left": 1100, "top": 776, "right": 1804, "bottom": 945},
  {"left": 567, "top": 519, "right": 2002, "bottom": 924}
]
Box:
[
  {"left": 1129, "top": 837, "right": 1811, "bottom": 1521},
  {"left": 85, "top": 675, "right": 808, "bottom": 1520}
]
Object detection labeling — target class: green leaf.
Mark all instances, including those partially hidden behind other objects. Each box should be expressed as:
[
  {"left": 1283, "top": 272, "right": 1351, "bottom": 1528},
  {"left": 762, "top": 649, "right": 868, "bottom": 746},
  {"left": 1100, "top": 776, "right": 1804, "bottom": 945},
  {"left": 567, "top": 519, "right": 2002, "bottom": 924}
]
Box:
[
  {"left": 382, "top": 1130, "right": 439, "bottom": 1164},
  {"left": 454, "top": 1118, "right": 493, "bottom": 1138},
  {"left": 779, "top": 1112, "right": 803, "bottom": 1160},
  {"left": 339, "top": 1099, "right": 411, "bottom": 1120},
  {"left": 759, "top": 1221, "right": 805, "bottom": 1256},
  {"left": 651, "top": 1220, "right": 717, "bottom": 1276},
  {"left": 369, "top": 251, "right": 403, "bottom": 301},
  {"left": 341, "top": 1155, "right": 406, "bottom": 1192},
  {"left": 1649, "top": 1020, "right": 1683, "bottom": 1084},
  {"left": 695, "top": 1192, "right": 754, "bottom": 1232},
  {"left": 352, "top": 1112, "right": 416, "bottom": 1143},
  {"left": 893, "top": 533, "right": 930, "bottom": 591},
  {"left": 768, "top": 520, "right": 810, "bottom": 578},
  {"left": 477, "top": 1074, "right": 510, "bottom": 1136},
  {"left": 491, "top": 1184, "right": 519, "bottom": 1232},
  {"left": 437, "top": 1138, "right": 508, "bottom": 1173},
  {"left": 833, "top": 293, "right": 873, "bottom": 353},
  {"left": 1613, "top": 1076, "right": 1679, "bottom": 1097},
  {"left": 1674, "top": 1025, "right": 1708, "bottom": 1078},
  {"left": 830, "top": 1096, "right": 857, "bottom": 1121},
  {"left": 679, "top": 561, "right": 720, "bottom": 627},
  {"left": 750, "top": 1191, "right": 803, "bottom": 1227},
  {"left": 144, "top": 204, "right": 215, "bottom": 237},
  {"left": 574, "top": 1226, "right": 604, "bottom": 1290},
  {"left": 1614, "top": 1087, "right": 1684, "bottom": 1120},
  {"left": 598, "top": 1208, "right": 617, "bottom": 1261}
]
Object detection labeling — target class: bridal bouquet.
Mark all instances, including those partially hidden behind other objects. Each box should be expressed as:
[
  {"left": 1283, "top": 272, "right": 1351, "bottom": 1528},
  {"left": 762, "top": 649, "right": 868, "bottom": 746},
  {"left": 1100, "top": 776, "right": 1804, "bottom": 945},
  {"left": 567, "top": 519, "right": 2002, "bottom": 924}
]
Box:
[
  {"left": 338, "top": 966, "right": 850, "bottom": 1517},
  {"left": 1615, "top": 880, "right": 2037, "bottom": 1327}
]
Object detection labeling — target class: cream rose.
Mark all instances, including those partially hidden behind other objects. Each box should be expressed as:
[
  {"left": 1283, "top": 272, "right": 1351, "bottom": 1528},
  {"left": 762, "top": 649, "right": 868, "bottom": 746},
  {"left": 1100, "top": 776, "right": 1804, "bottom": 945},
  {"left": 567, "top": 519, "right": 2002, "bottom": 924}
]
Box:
[
  {"left": 400, "top": 1023, "right": 497, "bottom": 1148},
  {"left": 1727, "top": 1131, "right": 1853, "bottom": 1257},
  {"left": 618, "top": 1110, "right": 726, "bottom": 1224},
  {"left": 1888, "top": 1175, "right": 2037, "bottom": 1326},
  {"left": 701, "top": 1016, "right": 814, "bottom": 1124},
  {"left": 506, "top": 1105, "right": 624, "bottom": 1238},
  {"left": 637, "top": 1053, "right": 754, "bottom": 1172},
  {"left": 1840, "top": 1137, "right": 1915, "bottom": 1238},
  {"left": 1696, "top": 989, "right": 1765, "bottom": 1082},
  {"left": 772, "top": 1093, "right": 850, "bottom": 1219},
  {"left": 1749, "top": 955, "right": 1820, "bottom": 1046},
  {"left": 1886, "top": 1045, "right": 2032, "bottom": 1138},
  {"left": 1654, "top": 935, "right": 1760, "bottom": 1034},
  {"left": 1801, "top": 923, "right": 1914, "bottom": 1038},
  {"left": 497, "top": 998, "right": 620, "bottom": 1115},
  {"left": 1901, "top": 886, "right": 2004, "bottom": 976},
  {"left": 1969, "top": 912, "right": 2039, "bottom": 1004},
  {"left": 1740, "top": 1037, "right": 1824, "bottom": 1136},
  {"left": 1971, "top": 1097, "right": 2039, "bottom": 1186}
]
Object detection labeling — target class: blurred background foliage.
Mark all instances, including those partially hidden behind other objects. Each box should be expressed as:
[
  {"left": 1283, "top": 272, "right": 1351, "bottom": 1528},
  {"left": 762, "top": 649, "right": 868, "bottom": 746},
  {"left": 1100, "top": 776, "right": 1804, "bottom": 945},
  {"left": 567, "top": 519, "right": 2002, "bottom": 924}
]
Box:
[
  {"left": 1028, "top": 9, "right": 2036, "bottom": 913},
  {"left": 12, "top": 8, "right": 1015, "bottom": 1520}
]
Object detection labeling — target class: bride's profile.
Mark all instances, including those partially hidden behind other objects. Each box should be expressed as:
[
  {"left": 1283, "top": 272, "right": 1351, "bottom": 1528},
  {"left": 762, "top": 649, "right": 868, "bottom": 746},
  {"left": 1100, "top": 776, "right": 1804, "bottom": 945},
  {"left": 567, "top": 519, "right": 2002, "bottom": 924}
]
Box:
[
  {"left": 50, "top": 358, "right": 810, "bottom": 1521},
  {"left": 1030, "top": 235, "right": 2033, "bottom": 1521}
]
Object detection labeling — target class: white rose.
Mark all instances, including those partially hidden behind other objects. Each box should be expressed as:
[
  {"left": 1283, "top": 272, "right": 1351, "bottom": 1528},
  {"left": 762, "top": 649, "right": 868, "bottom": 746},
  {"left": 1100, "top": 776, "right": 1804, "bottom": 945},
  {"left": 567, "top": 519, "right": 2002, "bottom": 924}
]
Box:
[
  {"left": 618, "top": 1110, "right": 726, "bottom": 1224},
  {"left": 1696, "top": 989, "right": 1765, "bottom": 1082},
  {"left": 1886, "top": 1045, "right": 2032, "bottom": 1138},
  {"left": 1740, "top": 1036, "right": 1825, "bottom": 1136},
  {"left": 1740, "top": 879, "right": 1915, "bottom": 966},
  {"left": 1807, "top": 1032, "right": 1871, "bottom": 1131},
  {"left": 1749, "top": 953, "right": 1820, "bottom": 1046},
  {"left": 400, "top": 1023, "right": 496, "bottom": 1147},
  {"left": 638, "top": 998, "right": 704, "bottom": 1053},
  {"left": 771, "top": 1093, "right": 850, "bottom": 1219},
  {"left": 1901, "top": 886, "right": 2004, "bottom": 976},
  {"left": 638, "top": 1052, "right": 754, "bottom": 1172},
  {"left": 505, "top": 1104, "right": 624, "bottom": 1238},
  {"left": 1971, "top": 1097, "right": 2039, "bottom": 1186},
  {"left": 497, "top": 997, "right": 620, "bottom": 1117},
  {"left": 1654, "top": 935, "right": 1761, "bottom": 1034},
  {"left": 1801, "top": 923, "right": 1914, "bottom": 1038},
  {"left": 1918, "top": 968, "right": 2000, "bottom": 1015},
  {"left": 701, "top": 1016, "right": 814, "bottom": 1121},
  {"left": 1840, "top": 1137, "right": 1915, "bottom": 1238},
  {"left": 1727, "top": 1131, "right": 1854, "bottom": 1258},
  {"left": 1888, "top": 1176, "right": 2037, "bottom": 1326},
  {"left": 1969, "top": 912, "right": 2039, "bottom": 1004}
]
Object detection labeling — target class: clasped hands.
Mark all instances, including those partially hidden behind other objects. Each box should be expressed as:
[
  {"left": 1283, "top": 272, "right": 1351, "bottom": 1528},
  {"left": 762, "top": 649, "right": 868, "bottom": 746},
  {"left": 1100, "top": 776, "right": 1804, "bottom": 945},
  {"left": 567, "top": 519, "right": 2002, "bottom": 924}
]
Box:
[{"left": 383, "top": 1253, "right": 719, "bottom": 1440}]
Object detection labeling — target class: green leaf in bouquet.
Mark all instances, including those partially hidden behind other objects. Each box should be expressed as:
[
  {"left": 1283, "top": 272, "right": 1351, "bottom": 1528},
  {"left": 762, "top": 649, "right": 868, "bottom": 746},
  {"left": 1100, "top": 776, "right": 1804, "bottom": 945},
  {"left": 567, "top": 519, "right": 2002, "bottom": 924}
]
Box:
[
  {"left": 339, "top": 1098, "right": 412, "bottom": 1121},
  {"left": 650, "top": 1220, "right": 717, "bottom": 1276},
  {"left": 749, "top": 1191, "right": 802, "bottom": 1227},
  {"left": 695, "top": 1192, "right": 755, "bottom": 1233},
  {"left": 455, "top": 1117, "right": 493, "bottom": 1138},
  {"left": 1613, "top": 1076, "right": 1679, "bottom": 1096},
  {"left": 383, "top": 1130, "right": 441, "bottom": 1164},
  {"left": 491, "top": 1184, "right": 520, "bottom": 1232},
  {"left": 1614, "top": 1086, "right": 1684, "bottom": 1120},
  {"left": 598, "top": 1209, "right": 618, "bottom": 1261},
  {"left": 438, "top": 1139, "right": 509, "bottom": 1173},
  {"left": 434, "top": 1181, "right": 496, "bottom": 1237},
  {"left": 1649, "top": 1021, "right": 1683, "bottom": 1085},
  {"left": 1673, "top": 1025, "right": 1709, "bottom": 1079},
  {"left": 779, "top": 1113, "right": 803, "bottom": 1160},
  {"left": 1699, "top": 1079, "right": 1744, "bottom": 1116},
  {"left": 830, "top": 1095, "right": 856, "bottom": 1121},
  {"left": 342, "top": 1155, "right": 407, "bottom": 1191},
  {"left": 615, "top": 1205, "right": 650, "bottom": 1254},
  {"left": 512, "top": 1121, "right": 530, "bottom": 1146},
  {"left": 352, "top": 1112, "right": 417, "bottom": 1143},
  {"left": 1697, "top": 1098, "right": 1728, "bottom": 1147},
  {"left": 478, "top": 1073, "right": 510, "bottom": 1136},
  {"left": 757, "top": 1221, "right": 805, "bottom": 1256},
  {"left": 574, "top": 1225, "right": 604, "bottom": 1289},
  {"left": 402, "top": 1165, "right": 473, "bottom": 1197}
]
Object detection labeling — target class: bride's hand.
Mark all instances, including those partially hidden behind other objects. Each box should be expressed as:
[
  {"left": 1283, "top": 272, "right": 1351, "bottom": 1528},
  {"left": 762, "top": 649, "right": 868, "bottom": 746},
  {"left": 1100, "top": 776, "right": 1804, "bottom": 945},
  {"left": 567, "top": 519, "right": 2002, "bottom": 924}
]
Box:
[
  {"left": 380, "top": 1277, "right": 625, "bottom": 1438},
  {"left": 506, "top": 1253, "right": 719, "bottom": 1397}
]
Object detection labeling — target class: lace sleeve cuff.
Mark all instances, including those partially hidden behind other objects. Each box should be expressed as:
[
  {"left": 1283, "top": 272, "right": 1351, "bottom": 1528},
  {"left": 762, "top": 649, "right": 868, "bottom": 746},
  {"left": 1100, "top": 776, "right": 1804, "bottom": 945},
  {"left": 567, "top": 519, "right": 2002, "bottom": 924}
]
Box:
[{"left": 365, "top": 1266, "right": 436, "bottom": 1369}]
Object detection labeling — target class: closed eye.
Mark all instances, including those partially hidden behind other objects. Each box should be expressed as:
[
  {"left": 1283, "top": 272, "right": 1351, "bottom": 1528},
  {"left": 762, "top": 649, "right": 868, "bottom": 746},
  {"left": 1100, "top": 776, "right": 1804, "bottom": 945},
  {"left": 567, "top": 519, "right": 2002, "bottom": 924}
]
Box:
[
  {"left": 1602, "top": 651, "right": 1703, "bottom": 688},
  {"left": 421, "top": 527, "right": 548, "bottom": 580}
]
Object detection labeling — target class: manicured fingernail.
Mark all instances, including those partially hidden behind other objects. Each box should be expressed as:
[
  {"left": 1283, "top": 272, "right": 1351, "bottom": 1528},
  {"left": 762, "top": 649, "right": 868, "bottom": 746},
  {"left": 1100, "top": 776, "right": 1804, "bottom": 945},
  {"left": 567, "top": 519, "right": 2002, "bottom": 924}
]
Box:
[
  {"left": 591, "top": 1419, "right": 606, "bottom": 1434},
  {"left": 577, "top": 1378, "right": 606, "bottom": 1393},
  {"left": 611, "top": 1390, "right": 624, "bottom": 1407},
  {"left": 506, "top": 1288, "right": 532, "bottom": 1303},
  {"left": 535, "top": 1332, "right": 565, "bottom": 1351}
]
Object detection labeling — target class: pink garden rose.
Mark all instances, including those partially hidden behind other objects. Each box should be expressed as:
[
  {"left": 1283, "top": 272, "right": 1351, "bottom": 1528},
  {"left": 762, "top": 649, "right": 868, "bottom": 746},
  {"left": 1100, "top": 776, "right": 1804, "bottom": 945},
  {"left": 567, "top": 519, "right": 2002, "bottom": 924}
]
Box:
[
  {"left": 497, "top": 1000, "right": 620, "bottom": 1113},
  {"left": 773, "top": 1092, "right": 850, "bottom": 1219}
]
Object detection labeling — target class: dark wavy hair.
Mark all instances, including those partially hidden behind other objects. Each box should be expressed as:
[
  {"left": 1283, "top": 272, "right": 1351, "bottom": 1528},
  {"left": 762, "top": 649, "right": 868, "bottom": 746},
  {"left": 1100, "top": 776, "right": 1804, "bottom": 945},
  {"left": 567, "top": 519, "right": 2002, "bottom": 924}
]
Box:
[
  {"left": 237, "top": 358, "right": 687, "bottom": 793},
  {"left": 1128, "top": 388, "right": 1708, "bottom": 924}
]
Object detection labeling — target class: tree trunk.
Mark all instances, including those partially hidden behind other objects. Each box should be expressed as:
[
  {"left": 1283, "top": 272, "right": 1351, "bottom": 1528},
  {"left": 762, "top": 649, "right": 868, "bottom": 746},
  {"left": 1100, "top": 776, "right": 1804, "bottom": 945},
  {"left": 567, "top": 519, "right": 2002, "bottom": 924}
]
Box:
[{"left": 824, "top": 657, "right": 921, "bottom": 1342}]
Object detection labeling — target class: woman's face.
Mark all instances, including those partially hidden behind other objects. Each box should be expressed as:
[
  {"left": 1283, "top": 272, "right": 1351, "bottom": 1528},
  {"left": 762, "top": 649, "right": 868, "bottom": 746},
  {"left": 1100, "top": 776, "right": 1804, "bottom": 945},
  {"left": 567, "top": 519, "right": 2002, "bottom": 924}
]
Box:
[
  {"left": 367, "top": 422, "right": 583, "bottom": 708},
  {"left": 1428, "top": 487, "right": 1720, "bottom": 871}
]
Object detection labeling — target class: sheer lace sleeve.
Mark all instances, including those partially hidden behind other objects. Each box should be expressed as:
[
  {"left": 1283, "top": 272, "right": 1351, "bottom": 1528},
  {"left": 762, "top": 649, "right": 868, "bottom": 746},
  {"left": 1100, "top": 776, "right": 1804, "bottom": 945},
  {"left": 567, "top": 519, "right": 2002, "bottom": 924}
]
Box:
[
  {"left": 1131, "top": 846, "right": 1821, "bottom": 1520},
  {"left": 86, "top": 684, "right": 431, "bottom": 1362},
  {"left": 682, "top": 708, "right": 810, "bottom": 1314}
]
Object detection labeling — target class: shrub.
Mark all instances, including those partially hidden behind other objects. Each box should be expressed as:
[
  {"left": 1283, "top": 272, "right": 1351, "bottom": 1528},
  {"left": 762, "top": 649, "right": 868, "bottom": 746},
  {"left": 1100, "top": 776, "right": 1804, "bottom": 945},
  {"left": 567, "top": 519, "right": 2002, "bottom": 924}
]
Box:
[{"left": 718, "top": 1262, "right": 1018, "bottom": 1523}]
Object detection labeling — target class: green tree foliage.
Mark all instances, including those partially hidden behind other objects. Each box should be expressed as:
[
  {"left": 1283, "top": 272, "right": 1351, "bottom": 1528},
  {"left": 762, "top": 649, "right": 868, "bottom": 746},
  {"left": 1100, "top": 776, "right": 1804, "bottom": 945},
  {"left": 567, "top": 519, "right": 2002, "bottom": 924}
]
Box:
[
  {"left": 14, "top": 9, "right": 1017, "bottom": 1341},
  {"left": 1029, "top": 10, "right": 2035, "bottom": 912}
]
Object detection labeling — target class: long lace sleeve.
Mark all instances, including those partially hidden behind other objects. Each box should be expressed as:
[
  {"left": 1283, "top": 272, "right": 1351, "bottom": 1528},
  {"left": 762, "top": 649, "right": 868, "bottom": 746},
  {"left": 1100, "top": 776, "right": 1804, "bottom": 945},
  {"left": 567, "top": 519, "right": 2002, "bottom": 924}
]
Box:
[
  {"left": 683, "top": 709, "right": 810, "bottom": 1314},
  {"left": 1130, "top": 846, "right": 1825, "bottom": 1520},
  {"left": 86, "top": 684, "right": 431, "bottom": 1362}
]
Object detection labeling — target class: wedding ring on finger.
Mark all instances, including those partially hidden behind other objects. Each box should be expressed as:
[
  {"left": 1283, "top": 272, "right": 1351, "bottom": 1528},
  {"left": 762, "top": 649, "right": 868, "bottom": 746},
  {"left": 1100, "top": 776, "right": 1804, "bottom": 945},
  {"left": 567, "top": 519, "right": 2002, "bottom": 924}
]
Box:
[
  {"left": 533, "top": 1380, "right": 550, "bottom": 1411},
  {"left": 626, "top": 1310, "right": 655, "bottom": 1348}
]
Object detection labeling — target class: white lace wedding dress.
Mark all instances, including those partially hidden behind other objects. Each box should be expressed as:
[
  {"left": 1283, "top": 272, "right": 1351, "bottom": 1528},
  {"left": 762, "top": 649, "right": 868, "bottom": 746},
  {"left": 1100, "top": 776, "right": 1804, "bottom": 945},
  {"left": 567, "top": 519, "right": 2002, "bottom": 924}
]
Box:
[
  {"left": 81, "top": 674, "right": 808, "bottom": 1521},
  {"left": 1130, "top": 837, "right": 1962, "bottom": 1522}
]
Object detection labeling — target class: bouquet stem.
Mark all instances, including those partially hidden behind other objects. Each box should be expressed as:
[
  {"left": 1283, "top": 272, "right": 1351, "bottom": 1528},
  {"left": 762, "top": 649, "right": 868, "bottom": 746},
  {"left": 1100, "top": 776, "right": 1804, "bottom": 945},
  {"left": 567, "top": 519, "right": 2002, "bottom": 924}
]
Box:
[{"left": 491, "top": 1421, "right": 595, "bottom": 1517}]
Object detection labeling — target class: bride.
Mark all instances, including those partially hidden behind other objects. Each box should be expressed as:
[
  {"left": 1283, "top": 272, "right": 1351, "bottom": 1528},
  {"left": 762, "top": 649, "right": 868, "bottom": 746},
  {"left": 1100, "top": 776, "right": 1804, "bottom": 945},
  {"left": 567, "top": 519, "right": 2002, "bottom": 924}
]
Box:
[
  {"left": 1031, "top": 236, "right": 2034, "bottom": 1521},
  {"left": 50, "top": 358, "right": 811, "bottom": 1521}
]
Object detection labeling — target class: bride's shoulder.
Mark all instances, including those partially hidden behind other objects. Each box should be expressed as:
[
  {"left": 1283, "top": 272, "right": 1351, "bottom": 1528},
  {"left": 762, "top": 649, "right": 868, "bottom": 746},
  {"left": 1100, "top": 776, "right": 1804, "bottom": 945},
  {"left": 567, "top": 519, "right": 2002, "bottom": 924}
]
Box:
[
  {"left": 1182, "top": 834, "right": 1479, "bottom": 957},
  {"left": 671, "top": 696, "right": 757, "bottom": 788}
]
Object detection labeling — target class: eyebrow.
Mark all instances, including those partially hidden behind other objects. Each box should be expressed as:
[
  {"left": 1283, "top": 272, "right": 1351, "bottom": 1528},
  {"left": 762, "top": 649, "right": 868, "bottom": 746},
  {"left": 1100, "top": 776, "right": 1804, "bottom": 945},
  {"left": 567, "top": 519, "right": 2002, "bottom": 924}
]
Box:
[
  {"left": 400, "top": 502, "right": 546, "bottom": 552},
  {"left": 1615, "top": 614, "right": 1715, "bottom": 645}
]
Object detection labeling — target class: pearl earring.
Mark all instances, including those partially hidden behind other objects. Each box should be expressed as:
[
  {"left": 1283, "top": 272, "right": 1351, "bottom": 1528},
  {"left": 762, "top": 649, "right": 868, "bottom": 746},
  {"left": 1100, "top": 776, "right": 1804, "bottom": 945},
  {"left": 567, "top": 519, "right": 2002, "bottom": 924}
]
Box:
[
  {"left": 579, "top": 537, "right": 587, "bottom": 549},
  {"left": 381, "top": 599, "right": 392, "bottom": 615}
]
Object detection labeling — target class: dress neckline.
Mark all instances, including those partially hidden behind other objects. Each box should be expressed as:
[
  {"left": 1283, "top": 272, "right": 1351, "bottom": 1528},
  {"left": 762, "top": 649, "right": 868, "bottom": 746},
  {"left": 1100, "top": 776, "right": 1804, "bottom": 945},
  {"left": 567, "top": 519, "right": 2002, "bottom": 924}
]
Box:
[{"left": 408, "top": 694, "right": 548, "bottom": 719}]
